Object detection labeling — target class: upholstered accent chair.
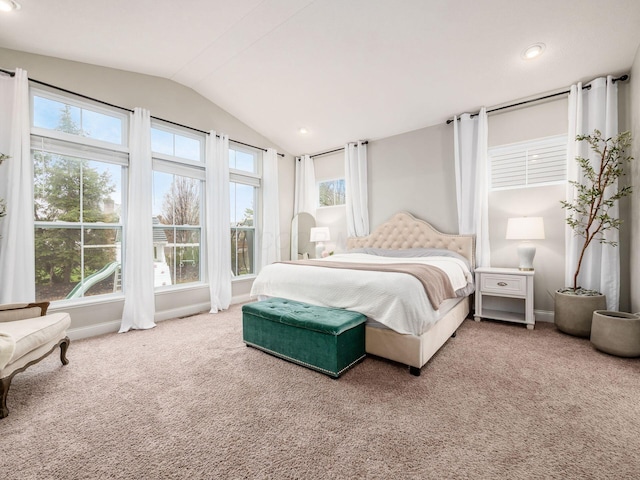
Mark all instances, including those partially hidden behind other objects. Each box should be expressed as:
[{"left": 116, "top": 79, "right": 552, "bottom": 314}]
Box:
[{"left": 0, "top": 302, "right": 70, "bottom": 418}]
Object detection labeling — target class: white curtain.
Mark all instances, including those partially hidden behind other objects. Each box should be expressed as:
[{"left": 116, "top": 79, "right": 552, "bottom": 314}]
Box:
[
  {"left": 0, "top": 69, "right": 35, "bottom": 303},
  {"left": 120, "top": 108, "right": 155, "bottom": 333},
  {"left": 566, "top": 77, "right": 619, "bottom": 309},
  {"left": 292, "top": 154, "right": 316, "bottom": 260},
  {"left": 344, "top": 141, "right": 370, "bottom": 237},
  {"left": 294, "top": 154, "right": 316, "bottom": 216},
  {"left": 206, "top": 131, "right": 231, "bottom": 313},
  {"left": 453, "top": 108, "right": 490, "bottom": 267},
  {"left": 260, "top": 148, "right": 280, "bottom": 268}
]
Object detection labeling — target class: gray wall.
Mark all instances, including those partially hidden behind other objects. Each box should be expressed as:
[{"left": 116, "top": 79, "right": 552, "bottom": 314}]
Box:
[
  {"left": 368, "top": 123, "right": 458, "bottom": 235},
  {"left": 0, "top": 47, "right": 295, "bottom": 337}
]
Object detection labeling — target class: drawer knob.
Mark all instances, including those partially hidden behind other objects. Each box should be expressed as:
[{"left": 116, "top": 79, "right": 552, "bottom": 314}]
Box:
[{"left": 497, "top": 282, "right": 508, "bottom": 287}]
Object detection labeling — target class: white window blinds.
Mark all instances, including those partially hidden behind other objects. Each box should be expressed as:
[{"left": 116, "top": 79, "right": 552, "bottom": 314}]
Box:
[{"left": 489, "top": 135, "right": 567, "bottom": 190}]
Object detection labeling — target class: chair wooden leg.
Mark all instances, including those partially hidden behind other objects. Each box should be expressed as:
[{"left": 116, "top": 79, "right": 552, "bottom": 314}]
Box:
[
  {"left": 0, "top": 376, "right": 11, "bottom": 419},
  {"left": 59, "top": 337, "right": 70, "bottom": 365}
]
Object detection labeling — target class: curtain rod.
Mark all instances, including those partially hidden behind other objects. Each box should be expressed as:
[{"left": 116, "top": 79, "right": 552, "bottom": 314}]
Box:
[
  {"left": 309, "top": 141, "right": 369, "bottom": 159},
  {"left": 0, "top": 67, "right": 285, "bottom": 157},
  {"left": 445, "top": 74, "right": 629, "bottom": 124}
]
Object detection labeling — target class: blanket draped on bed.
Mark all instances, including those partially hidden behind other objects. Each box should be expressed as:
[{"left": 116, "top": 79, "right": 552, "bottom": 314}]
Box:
[{"left": 279, "top": 260, "right": 455, "bottom": 309}]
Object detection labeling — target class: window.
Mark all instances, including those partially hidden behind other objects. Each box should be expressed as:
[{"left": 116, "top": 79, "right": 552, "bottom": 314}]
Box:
[
  {"left": 489, "top": 135, "right": 567, "bottom": 190},
  {"left": 229, "top": 146, "right": 257, "bottom": 173},
  {"left": 32, "top": 91, "right": 127, "bottom": 147},
  {"left": 151, "top": 124, "right": 204, "bottom": 163},
  {"left": 31, "top": 89, "right": 127, "bottom": 302},
  {"left": 318, "top": 178, "right": 346, "bottom": 207},
  {"left": 151, "top": 121, "right": 205, "bottom": 289},
  {"left": 229, "top": 144, "right": 261, "bottom": 277}
]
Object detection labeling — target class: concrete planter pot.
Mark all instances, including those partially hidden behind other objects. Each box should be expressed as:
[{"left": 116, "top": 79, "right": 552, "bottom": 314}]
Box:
[
  {"left": 590, "top": 310, "right": 640, "bottom": 357},
  {"left": 554, "top": 290, "right": 607, "bottom": 338}
]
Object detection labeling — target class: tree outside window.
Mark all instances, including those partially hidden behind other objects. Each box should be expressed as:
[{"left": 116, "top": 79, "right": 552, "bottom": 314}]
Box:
[{"left": 318, "top": 179, "right": 345, "bottom": 207}]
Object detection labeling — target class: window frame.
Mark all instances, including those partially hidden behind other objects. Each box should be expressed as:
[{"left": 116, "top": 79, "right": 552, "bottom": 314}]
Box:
[
  {"left": 31, "top": 86, "right": 129, "bottom": 152},
  {"left": 229, "top": 142, "right": 262, "bottom": 279},
  {"left": 317, "top": 177, "right": 346, "bottom": 208},
  {"left": 151, "top": 120, "right": 205, "bottom": 165},
  {"left": 229, "top": 142, "right": 262, "bottom": 178},
  {"left": 31, "top": 88, "right": 128, "bottom": 304},
  {"left": 151, "top": 120, "right": 206, "bottom": 291}
]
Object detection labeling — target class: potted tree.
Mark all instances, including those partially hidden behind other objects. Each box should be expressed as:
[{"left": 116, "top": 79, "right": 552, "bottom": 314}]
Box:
[{"left": 555, "top": 130, "right": 633, "bottom": 337}]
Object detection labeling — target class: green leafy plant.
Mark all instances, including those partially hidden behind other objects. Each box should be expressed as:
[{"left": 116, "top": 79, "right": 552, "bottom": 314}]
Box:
[{"left": 560, "top": 129, "right": 633, "bottom": 292}]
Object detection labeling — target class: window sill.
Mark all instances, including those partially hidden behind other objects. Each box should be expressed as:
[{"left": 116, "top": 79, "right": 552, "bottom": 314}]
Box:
[
  {"left": 316, "top": 204, "right": 346, "bottom": 210},
  {"left": 154, "top": 282, "right": 208, "bottom": 295},
  {"left": 232, "top": 275, "right": 257, "bottom": 283},
  {"left": 50, "top": 292, "right": 125, "bottom": 309}
]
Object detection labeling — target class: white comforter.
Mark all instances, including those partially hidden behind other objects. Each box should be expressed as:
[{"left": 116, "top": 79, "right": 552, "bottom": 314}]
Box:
[{"left": 250, "top": 253, "right": 474, "bottom": 336}]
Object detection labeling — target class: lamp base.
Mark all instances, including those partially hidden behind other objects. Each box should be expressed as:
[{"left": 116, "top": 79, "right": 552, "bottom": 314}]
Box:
[
  {"left": 517, "top": 241, "right": 536, "bottom": 271},
  {"left": 315, "top": 242, "right": 325, "bottom": 259}
]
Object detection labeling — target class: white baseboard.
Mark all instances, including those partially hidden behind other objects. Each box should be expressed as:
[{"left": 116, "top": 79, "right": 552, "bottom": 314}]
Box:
[
  {"left": 67, "top": 320, "right": 122, "bottom": 341},
  {"left": 67, "top": 297, "right": 256, "bottom": 341},
  {"left": 534, "top": 309, "right": 554, "bottom": 323},
  {"left": 231, "top": 293, "right": 252, "bottom": 305},
  {"left": 68, "top": 301, "right": 212, "bottom": 340},
  {"left": 154, "top": 302, "right": 211, "bottom": 322}
]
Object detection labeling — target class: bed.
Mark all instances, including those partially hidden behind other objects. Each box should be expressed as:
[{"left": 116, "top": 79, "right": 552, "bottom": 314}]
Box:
[{"left": 250, "top": 211, "right": 476, "bottom": 375}]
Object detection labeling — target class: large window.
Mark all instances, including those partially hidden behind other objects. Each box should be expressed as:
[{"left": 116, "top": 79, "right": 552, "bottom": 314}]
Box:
[
  {"left": 151, "top": 121, "right": 205, "bottom": 289},
  {"left": 489, "top": 135, "right": 567, "bottom": 190},
  {"left": 30, "top": 87, "right": 263, "bottom": 302},
  {"left": 31, "top": 89, "right": 128, "bottom": 302},
  {"left": 230, "top": 144, "right": 261, "bottom": 277}
]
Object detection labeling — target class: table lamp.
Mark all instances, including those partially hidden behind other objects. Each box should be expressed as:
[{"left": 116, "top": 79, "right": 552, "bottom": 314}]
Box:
[
  {"left": 505, "top": 217, "right": 545, "bottom": 271},
  {"left": 309, "top": 227, "right": 331, "bottom": 259}
]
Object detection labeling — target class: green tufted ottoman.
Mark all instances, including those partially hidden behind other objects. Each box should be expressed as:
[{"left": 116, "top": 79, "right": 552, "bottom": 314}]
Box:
[{"left": 242, "top": 298, "right": 366, "bottom": 378}]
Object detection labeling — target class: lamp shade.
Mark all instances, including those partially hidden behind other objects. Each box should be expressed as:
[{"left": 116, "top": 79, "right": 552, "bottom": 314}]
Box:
[
  {"left": 505, "top": 217, "right": 545, "bottom": 240},
  {"left": 309, "top": 227, "right": 331, "bottom": 243}
]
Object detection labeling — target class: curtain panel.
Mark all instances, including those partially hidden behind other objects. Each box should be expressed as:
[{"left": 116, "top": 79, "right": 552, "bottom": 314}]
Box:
[
  {"left": 344, "top": 141, "right": 370, "bottom": 237},
  {"left": 120, "top": 108, "right": 156, "bottom": 332},
  {"left": 453, "top": 109, "right": 490, "bottom": 267},
  {"left": 260, "top": 148, "right": 281, "bottom": 268},
  {"left": 292, "top": 154, "right": 316, "bottom": 260},
  {"left": 293, "top": 154, "right": 316, "bottom": 216},
  {"left": 0, "top": 69, "right": 35, "bottom": 303},
  {"left": 206, "top": 131, "right": 232, "bottom": 313},
  {"left": 566, "top": 77, "right": 619, "bottom": 309}
]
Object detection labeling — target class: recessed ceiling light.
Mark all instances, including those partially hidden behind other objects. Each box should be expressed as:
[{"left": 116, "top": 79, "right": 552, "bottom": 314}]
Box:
[
  {"left": 521, "top": 43, "right": 545, "bottom": 60},
  {"left": 298, "top": 127, "right": 309, "bottom": 135},
  {"left": 0, "top": 0, "right": 20, "bottom": 12}
]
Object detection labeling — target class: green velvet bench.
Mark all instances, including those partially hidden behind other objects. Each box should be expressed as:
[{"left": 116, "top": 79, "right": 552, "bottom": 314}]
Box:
[{"left": 242, "top": 298, "right": 366, "bottom": 378}]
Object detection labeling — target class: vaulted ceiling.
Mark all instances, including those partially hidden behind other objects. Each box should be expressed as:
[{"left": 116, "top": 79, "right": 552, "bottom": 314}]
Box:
[{"left": 2, "top": 0, "right": 640, "bottom": 154}]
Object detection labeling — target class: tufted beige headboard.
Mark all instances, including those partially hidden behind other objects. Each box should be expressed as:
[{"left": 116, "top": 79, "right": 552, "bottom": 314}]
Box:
[{"left": 346, "top": 211, "right": 476, "bottom": 268}]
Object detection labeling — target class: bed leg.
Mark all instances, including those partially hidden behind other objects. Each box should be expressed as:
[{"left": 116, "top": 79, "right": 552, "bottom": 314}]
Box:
[
  {"left": 409, "top": 366, "right": 421, "bottom": 376},
  {"left": 451, "top": 331, "right": 457, "bottom": 338}
]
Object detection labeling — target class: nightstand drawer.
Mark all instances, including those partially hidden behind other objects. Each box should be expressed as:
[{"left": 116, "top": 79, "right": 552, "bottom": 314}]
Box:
[{"left": 480, "top": 274, "right": 527, "bottom": 296}]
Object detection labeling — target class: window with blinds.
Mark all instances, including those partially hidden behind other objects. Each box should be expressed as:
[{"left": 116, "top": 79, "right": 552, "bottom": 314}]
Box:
[{"left": 489, "top": 135, "right": 567, "bottom": 190}]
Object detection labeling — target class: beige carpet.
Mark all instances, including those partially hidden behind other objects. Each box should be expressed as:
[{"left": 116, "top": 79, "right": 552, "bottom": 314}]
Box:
[{"left": 1, "top": 304, "right": 639, "bottom": 479}]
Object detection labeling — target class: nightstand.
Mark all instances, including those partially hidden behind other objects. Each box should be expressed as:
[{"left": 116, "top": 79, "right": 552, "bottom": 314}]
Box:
[{"left": 474, "top": 267, "right": 535, "bottom": 329}]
